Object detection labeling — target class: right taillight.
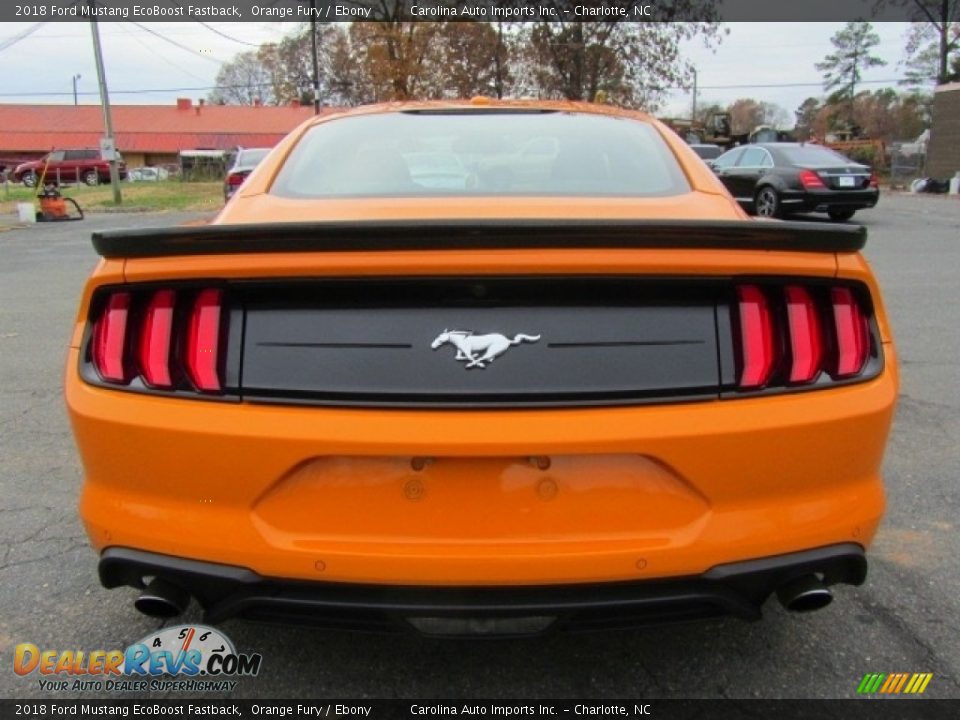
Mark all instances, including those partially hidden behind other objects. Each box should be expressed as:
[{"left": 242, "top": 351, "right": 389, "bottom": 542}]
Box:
[
  {"left": 735, "top": 282, "right": 874, "bottom": 391},
  {"left": 831, "top": 286, "right": 871, "bottom": 378},
  {"left": 785, "top": 285, "right": 823, "bottom": 384}
]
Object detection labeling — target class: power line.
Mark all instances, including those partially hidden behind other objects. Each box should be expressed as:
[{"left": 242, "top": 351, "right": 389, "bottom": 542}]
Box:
[
  {"left": 196, "top": 21, "right": 262, "bottom": 48},
  {"left": 0, "top": 22, "right": 47, "bottom": 54},
  {"left": 163, "top": 0, "right": 262, "bottom": 47},
  {"left": 0, "top": 0, "right": 86, "bottom": 53},
  {"left": 129, "top": 22, "right": 223, "bottom": 64},
  {"left": 116, "top": 23, "right": 212, "bottom": 84}
]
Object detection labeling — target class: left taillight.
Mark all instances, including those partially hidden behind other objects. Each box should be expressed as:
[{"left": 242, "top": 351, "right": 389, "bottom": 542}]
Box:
[
  {"left": 184, "top": 289, "right": 224, "bottom": 393},
  {"left": 87, "top": 286, "right": 227, "bottom": 394},
  {"left": 137, "top": 289, "right": 177, "bottom": 389},
  {"left": 91, "top": 291, "right": 132, "bottom": 384},
  {"left": 798, "top": 169, "right": 826, "bottom": 190}
]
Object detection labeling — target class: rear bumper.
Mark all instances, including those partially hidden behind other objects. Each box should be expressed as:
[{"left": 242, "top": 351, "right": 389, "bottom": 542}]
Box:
[
  {"left": 100, "top": 543, "right": 867, "bottom": 634},
  {"left": 68, "top": 349, "right": 896, "bottom": 586},
  {"left": 781, "top": 189, "right": 879, "bottom": 212}
]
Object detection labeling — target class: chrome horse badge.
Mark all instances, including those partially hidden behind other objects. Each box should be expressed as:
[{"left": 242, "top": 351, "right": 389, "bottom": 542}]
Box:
[{"left": 430, "top": 330, "right": 541, "bottom": 369}]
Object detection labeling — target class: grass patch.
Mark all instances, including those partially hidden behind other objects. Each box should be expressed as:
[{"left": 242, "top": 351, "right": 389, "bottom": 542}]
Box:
[{"left": 0, "top": 180, "right": 223, "bottom": 217}]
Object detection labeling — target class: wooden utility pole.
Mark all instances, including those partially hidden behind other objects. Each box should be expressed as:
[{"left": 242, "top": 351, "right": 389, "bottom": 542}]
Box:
[
  {"left": 691, "top": 67, "right": 698, "bottom": 122},
  {"left": 88, "top": 4, "right": 121, "bottom": 204},
  {"left": 310, "top": 0, "right": 320, "bottom": 114}
]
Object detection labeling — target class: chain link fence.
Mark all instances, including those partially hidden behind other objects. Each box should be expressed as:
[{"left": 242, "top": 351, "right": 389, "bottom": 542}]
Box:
[{"left": 888, "top": 141, "right": 926, "bottom": 190}]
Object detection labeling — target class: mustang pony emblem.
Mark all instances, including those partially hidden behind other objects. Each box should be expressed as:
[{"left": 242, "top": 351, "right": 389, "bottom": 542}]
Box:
[{"left": 430, "top": 329, "right": 541, "bottom": 369}]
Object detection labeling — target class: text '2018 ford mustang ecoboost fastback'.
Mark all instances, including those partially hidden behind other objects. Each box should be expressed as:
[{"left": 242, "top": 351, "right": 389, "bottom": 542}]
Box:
[{"left": 66, "top": 101, "right": 897, "bottom": 636}]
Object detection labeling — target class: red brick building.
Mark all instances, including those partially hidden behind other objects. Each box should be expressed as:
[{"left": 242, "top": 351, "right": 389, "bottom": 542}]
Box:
[{"left": 0, "top": 98, "right": 318, "bottom": 169}]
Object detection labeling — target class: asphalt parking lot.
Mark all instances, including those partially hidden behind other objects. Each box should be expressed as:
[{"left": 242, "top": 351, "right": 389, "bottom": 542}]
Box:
[{"left": 1, "top": 194, "right": 958, "bottom": 700}]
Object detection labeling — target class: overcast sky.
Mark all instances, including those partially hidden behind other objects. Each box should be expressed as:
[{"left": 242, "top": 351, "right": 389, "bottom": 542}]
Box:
[{"left": 0, "top": 21, "right": 920, "bottom": 124}]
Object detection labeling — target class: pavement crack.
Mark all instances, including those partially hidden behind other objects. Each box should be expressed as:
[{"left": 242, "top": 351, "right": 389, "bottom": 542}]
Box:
[
  {"left": 853, "top": 592, "right": 960, "bottom": 693},
  {"left": 0, "top": 543, "right": 88, "bottom": 572}
]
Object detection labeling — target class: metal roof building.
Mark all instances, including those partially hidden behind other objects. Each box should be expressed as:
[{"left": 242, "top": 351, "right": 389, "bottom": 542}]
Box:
[{"left": 0, "top": 98, "right": 319, "bottom": 168}]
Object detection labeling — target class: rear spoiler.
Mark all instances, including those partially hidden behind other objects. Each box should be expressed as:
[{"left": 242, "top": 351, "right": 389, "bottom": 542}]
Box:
[{"left": 91, "top": 219, "right": 865, "bottom": 259}]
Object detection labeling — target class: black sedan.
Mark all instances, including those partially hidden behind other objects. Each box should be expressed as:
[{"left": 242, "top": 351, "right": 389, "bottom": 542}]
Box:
[{"left": 709, "top": 143, "right": 878, "bottom": 221}]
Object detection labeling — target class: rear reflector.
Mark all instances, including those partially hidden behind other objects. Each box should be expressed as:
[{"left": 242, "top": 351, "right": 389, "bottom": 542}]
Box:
[
  {"left": 185, "top": 289, "right": 223, "bottom": 392},
  {"left": 737, "top": 285, "right": 777, "bottom": 389},
  {"left": 91, "top": 292, "right": 131, "bottom": 383},
  {"left": 831, "top": 287, "right": 870, "bottom": 377},
  {"left": 137, "top": 289, "right": 176, "bottom": 388},
  {"left": 785, "top": 285, "right": 823, "bottom": 384}
]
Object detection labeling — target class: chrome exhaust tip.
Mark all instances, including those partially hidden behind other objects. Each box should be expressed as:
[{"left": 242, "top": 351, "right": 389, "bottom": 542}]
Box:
[
  {"left": 776, "top": 575, "right": 833, "bottom": 612},
  {"left": 134, "top": 577, "right": 190, "bottom": 618}
]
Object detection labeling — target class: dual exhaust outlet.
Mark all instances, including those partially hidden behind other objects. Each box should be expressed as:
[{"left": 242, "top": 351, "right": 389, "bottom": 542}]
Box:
[
  {"left": 134, "top": 578, "right": 191, "bottom": 618},
  {"left": 775, "top": 574, "right": 834, "bottom": 613},
  {"left": 132, "top": 574, "right": 834, "bottom": 620}
]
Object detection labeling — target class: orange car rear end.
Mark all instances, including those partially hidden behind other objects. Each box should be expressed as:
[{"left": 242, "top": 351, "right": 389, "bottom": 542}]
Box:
[{"left": 65, "top": 102, "right": 897, "bottom": 635}]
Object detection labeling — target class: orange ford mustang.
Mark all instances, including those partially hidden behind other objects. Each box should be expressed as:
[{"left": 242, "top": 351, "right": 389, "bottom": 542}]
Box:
[{"left": 66, "top": 101, "right": 897, "bottom": 636}]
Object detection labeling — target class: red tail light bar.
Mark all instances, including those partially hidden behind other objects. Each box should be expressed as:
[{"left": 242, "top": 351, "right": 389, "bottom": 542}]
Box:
[
  {"left": 736, "top": 285, "right": 777, "bottom": 389},
  {"left": 831, "top": 287, "right": 871, "bottom": 378},
  {"left": 137, "top": 289, "right": 176, "bottom": 388},
  {"left": 734, "top": 282, "right": 875, "bottom": 391},
  {"left": 185, "top": 289, "right": 224, "bottom": 392},
  {"left": 784, "top": 285, "right": 824, "bottom": 384},
  {"left": 89, "top": 287, "right": 227, "bottom": 394},
  {"left": 798, "top": 169, "right": 826, "bottom": 190},
  {"left": 85, "top": 281, "right": 878, "bottom": 401},
  {"left": 91, "top": 292, "right": 131, "bottom": 384}
]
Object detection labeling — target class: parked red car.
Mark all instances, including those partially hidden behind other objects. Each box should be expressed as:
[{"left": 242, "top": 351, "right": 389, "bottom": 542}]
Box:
[{"left": 14, "top": 148, "right": 127, "bottom": 187}]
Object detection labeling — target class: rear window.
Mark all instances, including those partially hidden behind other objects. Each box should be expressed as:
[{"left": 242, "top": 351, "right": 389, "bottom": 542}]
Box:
[
  {"left": 238, "top": 149, "right": 270, "bottom": 166},
  {"left": 778, "top": 145, "right": 853, "bottom": 166},
  {"left": 271, "top": 111, "right": 690, "bottom": 198},
  {"left": 691, "top": 145, "right": 722, "bottom": 160}
]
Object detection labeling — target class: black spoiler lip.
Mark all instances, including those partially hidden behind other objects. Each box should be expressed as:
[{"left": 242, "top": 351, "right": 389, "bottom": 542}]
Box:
[{"left": 91, "top": 218, "right": 866, "bottom": 259}]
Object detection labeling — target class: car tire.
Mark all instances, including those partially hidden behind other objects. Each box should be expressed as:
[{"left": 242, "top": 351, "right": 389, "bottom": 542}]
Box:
[
  {"left": 754, "top": 186, "right": 781, "bottom": 218},
  {"left": 83, "top": 170, "right": 99, "bottom": 186},
  {"left": 21, "top": 172, "right": 37, "bottom": 188},
  {"left": 827, "top": 208, "right": 856, "bottom": 222}
]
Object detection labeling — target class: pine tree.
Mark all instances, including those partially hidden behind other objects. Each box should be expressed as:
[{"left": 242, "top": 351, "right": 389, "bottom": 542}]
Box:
[{"left": 815, "top": 22, "right": 887, "bottom": 130}]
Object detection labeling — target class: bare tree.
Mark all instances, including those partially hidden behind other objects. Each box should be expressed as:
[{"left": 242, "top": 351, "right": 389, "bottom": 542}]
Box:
[
  {"left": 727, "top": 98, "right": 788, "bottom": 134},
  {"left": 209, "top": 4, "right": 723, "bottom": 110},
  {"left": 879, "top": 0, "right": 959, "bottom": 85},
  {"left": 900, "top": 20, "right": 960, "bottom": 87},
  {"left": 523, "top": 7, "right": 725, "bottom": 110},
  {"left": 209, "top": 51, "right": 275, "bottom": 105}
]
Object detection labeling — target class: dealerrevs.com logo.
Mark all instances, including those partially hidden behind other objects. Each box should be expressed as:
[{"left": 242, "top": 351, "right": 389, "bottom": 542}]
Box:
[{"left": 14, "top": 625, "right": 262, "bottom": 693}]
